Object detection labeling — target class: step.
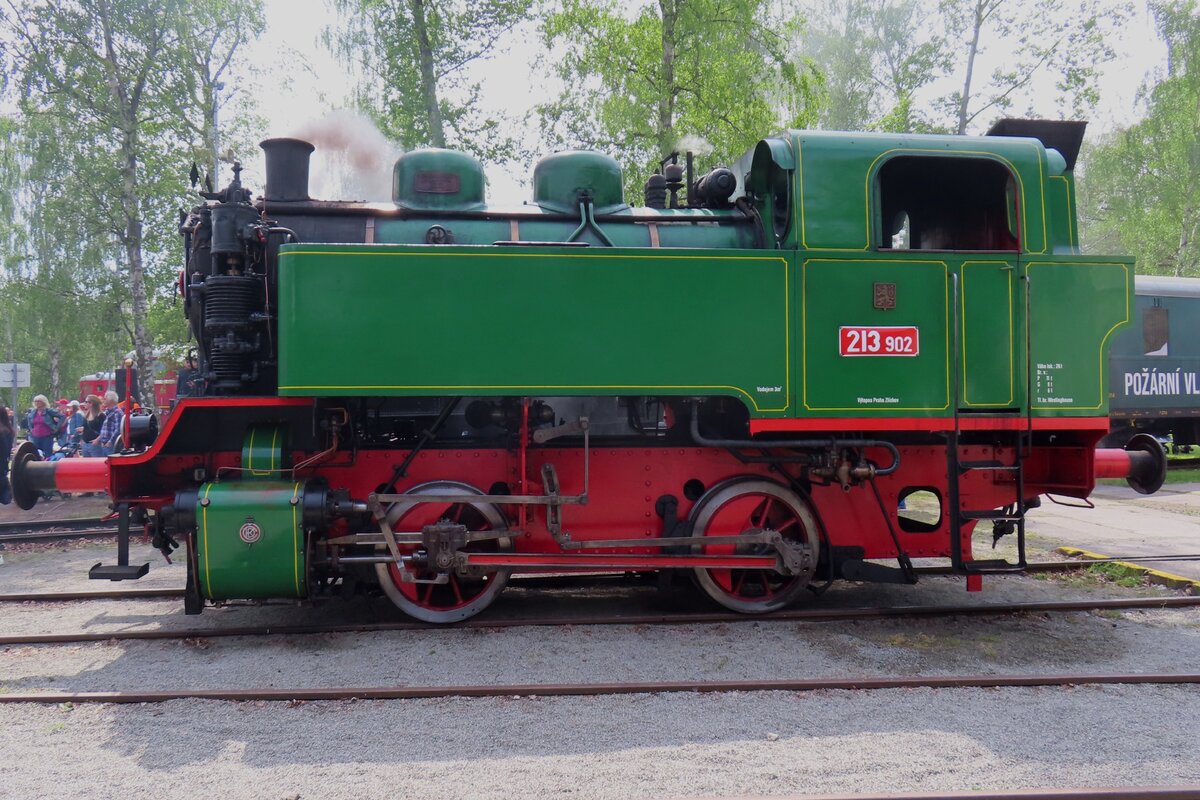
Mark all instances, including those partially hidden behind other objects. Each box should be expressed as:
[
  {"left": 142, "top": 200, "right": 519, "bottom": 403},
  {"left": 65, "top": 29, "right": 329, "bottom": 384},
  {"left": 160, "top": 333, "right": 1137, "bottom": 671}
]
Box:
[
  {"left": 961, "top": 510, "right": 1024, "bottom": 521},
  {"left": 959, "top": 460, "right": 1021, "bottom": 472},
  {"left": 88, "top": 562, "right": 150, "bottom": 581}
]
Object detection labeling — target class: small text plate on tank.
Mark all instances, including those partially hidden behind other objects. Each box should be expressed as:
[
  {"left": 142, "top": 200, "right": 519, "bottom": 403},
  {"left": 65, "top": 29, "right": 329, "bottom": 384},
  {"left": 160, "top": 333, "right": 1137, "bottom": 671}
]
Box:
[{"left": 839, "top": 326, "right": 920, "bottom": 357}]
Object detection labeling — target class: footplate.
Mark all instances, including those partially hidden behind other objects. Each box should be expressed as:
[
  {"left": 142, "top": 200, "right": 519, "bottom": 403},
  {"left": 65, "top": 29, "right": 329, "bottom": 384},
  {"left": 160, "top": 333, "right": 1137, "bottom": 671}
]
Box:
[{"left": 88, "top": 562, "right": 150, "bottom": 581}]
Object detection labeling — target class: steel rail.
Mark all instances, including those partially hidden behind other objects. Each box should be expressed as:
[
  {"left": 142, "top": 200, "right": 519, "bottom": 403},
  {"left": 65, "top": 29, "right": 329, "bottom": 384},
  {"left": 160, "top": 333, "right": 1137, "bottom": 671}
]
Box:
[
  {"left": 0, "top": 517, "right": 110, "bottom": 532},
  {"left": 0, "top": 672, "right": 1197, "bottom": 705},
  {"left": 727, "top": 788, "right": 1200, "bottom": 800},
  {"left": 0, "top": 527, "right": 121, "bottom": 544},
  {"left": 3, "top": 555, "right": 1198, "bottom": 604},
  {"left": 0, "top": 588, "right": 185, "bottom": 602},
  {"left": 2, "top": 596, "right": 1196, "bottom": 646}
]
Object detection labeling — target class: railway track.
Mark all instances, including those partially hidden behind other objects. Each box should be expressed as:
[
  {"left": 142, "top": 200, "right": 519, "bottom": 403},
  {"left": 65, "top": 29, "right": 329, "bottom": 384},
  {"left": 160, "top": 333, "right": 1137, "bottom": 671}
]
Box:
[
  {"left": 0, "top": 516, "right": 119, "bottom": 544},
  {"left": 0, "top": 671, "right": 1196, "bottom": 705},
  {"left": 2, "top": 595, "right": 1196, "bottom": 646},
  {"left": 3, "top": 554, "right": 1197, "bottom": 604},
  {"left": 738, "top": 790, "right": 1200, "bottom": 800}
]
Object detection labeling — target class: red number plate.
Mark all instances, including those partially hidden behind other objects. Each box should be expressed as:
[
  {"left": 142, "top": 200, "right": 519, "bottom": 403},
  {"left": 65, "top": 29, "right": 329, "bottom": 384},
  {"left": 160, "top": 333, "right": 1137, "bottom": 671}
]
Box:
[{"left": 839, "top": 326, "right": 920, "bottom": 356}]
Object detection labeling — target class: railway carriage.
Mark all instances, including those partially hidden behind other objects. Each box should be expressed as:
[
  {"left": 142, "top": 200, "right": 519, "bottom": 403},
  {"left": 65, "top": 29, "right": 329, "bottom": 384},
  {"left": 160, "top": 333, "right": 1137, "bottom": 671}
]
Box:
[
  {"left": 1107, "top": 276, "right": 1200, "bottom": 448},
  {"left": 11, "top": 118, "right": 1166, "bottom": 622}
]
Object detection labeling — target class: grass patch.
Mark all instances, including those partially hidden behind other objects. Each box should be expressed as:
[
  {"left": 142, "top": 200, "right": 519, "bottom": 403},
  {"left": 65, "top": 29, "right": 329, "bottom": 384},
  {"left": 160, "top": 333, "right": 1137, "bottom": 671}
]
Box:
[{"left": 1086, "top": 562, "right": 1145, "bottom": 588}]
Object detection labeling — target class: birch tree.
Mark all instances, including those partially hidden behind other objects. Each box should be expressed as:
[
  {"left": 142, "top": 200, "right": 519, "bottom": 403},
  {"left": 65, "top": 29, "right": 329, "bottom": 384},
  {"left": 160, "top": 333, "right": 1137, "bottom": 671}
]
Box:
[
  {"left": 540, "top": 0, "right": 821, "bottom": 196},
  {"left": 1, "top": 0, "right": 264, "bottom": 405},
  {"left": 1078, "top": 1, "right": 1200, "bottom": 277},
  {"left": 940, "top": 0, "right": 1123, "bottom": 134},
  {"left": 327, "top": 0, "right": 531, "bottom": 162}
]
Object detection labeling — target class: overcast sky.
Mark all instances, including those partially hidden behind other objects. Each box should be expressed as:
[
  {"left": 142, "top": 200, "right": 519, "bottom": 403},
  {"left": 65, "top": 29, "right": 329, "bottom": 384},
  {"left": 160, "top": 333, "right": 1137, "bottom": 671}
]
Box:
[{"left": 245, "top": 0, "right": 1167, "bottom": 205}]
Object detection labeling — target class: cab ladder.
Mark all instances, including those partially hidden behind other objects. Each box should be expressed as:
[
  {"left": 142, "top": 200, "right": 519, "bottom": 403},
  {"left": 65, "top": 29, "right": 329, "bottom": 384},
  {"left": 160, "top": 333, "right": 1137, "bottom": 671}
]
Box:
[{"left": 946, "top": 272, "right": 1030, "bottom": 575}]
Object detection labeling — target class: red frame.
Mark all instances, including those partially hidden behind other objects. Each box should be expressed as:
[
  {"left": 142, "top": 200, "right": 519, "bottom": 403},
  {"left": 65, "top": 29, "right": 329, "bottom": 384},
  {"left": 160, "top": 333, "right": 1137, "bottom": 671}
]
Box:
[{"left": 101, "top": 398, "right": 1111, "bottom": 573}]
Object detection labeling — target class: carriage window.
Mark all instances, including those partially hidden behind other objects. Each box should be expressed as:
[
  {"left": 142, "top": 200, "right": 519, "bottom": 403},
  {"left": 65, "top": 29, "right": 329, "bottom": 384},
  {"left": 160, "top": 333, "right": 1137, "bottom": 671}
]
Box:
[
  {"left": 878, "top": 156, "right": 1019, "bottom": 251},
  {"left": 1144, "top": 305, "right": 1169, "bottom": 356}
]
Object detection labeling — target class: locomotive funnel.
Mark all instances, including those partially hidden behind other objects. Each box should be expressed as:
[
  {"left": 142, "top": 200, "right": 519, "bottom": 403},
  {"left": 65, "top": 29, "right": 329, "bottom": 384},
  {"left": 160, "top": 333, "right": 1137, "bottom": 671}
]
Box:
[
  {"left": 1093, "top": 433, "right": 1168, "bottom": 495},
  {"left": 10, "top": 442, "right": 110, "bottom": 510},
  {"left": 260, "top": 137, "right": 315, "bottom": 201}
]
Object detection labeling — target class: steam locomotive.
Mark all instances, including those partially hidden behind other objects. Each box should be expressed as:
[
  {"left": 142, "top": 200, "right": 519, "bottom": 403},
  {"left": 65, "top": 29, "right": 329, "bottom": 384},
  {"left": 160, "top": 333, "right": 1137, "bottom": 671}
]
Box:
[{"left": 11, "top": 118, "right": 1166, "bottom": 622}]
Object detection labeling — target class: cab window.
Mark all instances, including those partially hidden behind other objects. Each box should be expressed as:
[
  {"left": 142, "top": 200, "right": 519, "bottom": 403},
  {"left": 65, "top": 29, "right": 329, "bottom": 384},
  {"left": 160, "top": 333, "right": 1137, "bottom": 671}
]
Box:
[{"left": 878, "top": 156, "right": 1020, "bottom": 251}]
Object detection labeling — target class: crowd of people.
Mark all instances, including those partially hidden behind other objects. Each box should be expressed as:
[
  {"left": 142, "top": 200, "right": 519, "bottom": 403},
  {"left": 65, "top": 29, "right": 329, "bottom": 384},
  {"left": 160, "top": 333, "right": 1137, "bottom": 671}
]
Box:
[
  {"left": 0, "top": 391, "right": 128, "bottom": 506},
  {"left": 21, "top": 392, "right": 127, "bottom": 459},
  {"left": 0, "top": 356, "right": 200, "bottom": 507}
]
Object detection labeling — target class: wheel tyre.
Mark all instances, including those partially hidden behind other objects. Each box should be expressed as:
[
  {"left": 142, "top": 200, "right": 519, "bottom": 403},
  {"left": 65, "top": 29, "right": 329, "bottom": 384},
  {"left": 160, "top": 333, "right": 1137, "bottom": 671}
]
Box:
[
  {"left": 688, "top": 477, "right": 820, "bottom": 614},
  {"left": 374, "top": 480, "right": 511, "bottom": 623}
]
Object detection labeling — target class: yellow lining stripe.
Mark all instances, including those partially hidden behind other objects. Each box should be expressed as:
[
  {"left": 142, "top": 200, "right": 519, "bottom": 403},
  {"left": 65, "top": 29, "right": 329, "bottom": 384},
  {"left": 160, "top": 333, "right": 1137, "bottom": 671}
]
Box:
[
  {"left": 1048, "top": 175, "right": 1076, "bottom": 245},
  {"left": 795, "top": 137, "right": 805, "bottom": 247},
  {"left": 201, "top": 483, "right": 214, "bottom": 598},
  {"left": 247, "top": 426, "right": 257, "bottom": 474},
  {"left": 279, "top": 251, "right": 793, "bottom": 414},
  {"left": 794, "top": 140, "right": 1050, "bottom": 254},
  {"left": 801, "top": 258, "right": 951, "bottom": 412},
  {"left": 961, "top": 261, "right": 1016, "bottom": 407},
  {"left": 862, "top": 147, "right": 1043, "bottom": 254},
  {"left": 292, "top": 482, "right": 301, "bottom": 596},
  {"left": 1027, "top": 261, "right": 1130, "bottom": 412}
]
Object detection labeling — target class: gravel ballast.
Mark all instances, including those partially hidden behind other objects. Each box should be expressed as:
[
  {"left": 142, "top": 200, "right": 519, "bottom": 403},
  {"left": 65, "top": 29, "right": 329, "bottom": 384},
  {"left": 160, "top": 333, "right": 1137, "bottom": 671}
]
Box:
[
  {"left": 2, "top": 535, "right": 1198, "bottom": 798},
  {"left": 1, "top": 686, "right": 1198, "bottom": 799}
]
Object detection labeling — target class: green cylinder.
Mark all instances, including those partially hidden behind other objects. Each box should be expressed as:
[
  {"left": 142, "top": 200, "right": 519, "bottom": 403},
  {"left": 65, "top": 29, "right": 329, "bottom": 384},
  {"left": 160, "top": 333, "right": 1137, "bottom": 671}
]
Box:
[{"left": 195, "top": 481, "right": 307, "bottom": 600}]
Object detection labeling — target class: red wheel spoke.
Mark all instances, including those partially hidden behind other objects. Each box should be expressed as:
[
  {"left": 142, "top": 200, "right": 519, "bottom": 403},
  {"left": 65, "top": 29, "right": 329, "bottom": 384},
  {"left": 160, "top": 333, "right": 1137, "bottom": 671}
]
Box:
[
  {"left": 759, "top": 571, "right": 774, "bottom": 598},
  {"left": 450, "top": 574, "right": 464, "bottom": 604},
  {"left": 451, "top": 504, "right": 464, "bottom": 523},
  {"left": 757, "top": 497, "right": 775, "bottom": 527},
  {"left": 774, "top": 517, "right": 799, "bottom": 532},
  {"left": 732, "top": 570, "right": 747, "bottom": 595},
  {"left": 421, "top": 581, "right": 434, "bottom": 605}
]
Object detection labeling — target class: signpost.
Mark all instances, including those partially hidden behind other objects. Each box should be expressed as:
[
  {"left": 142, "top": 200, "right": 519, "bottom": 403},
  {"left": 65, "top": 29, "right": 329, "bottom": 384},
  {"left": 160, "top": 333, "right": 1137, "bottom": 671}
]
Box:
[{"left": 0, "top": 362, "right": 31, "bottom": 412}]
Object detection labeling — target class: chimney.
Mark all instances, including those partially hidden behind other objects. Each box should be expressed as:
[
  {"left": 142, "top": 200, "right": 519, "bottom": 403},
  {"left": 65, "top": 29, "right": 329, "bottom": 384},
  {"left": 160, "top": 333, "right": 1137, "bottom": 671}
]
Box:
[{"left": 260, "top": 138, "right": 315, "bottom": 201}]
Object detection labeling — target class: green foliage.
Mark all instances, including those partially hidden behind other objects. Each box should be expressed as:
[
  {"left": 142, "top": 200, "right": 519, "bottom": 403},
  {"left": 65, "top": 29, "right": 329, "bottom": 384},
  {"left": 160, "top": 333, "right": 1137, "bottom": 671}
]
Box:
[
  {"left": 327, "top": 0, "right": 532, "bottom": 163},
  {"left": 938, "top": 0, "right": 1124, "bottom": 134},
  {"left": 0, "top": 0, "right": 265, "bottom": 404},
  {"left": 1078, "top": 1, "right": 1200, "bottom": 276},
  {"left": 539, "top": 0, "right": 821, "bottom": 199},
  {"left": 802, "top": 0, "right": 949, "bottom": 133},
  {"left": 1086, "top": 561, "right": 1146, "bottom": 588}
]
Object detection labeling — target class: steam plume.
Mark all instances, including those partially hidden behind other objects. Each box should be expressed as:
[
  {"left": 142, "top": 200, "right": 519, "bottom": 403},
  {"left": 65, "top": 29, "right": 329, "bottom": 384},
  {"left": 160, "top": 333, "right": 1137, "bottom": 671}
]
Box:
[
  {"left": 293, "top": 110, "right": 402, "bottom": 201},
  {"left": 675, "top": 134, "right": 715, "bottom": 158}
]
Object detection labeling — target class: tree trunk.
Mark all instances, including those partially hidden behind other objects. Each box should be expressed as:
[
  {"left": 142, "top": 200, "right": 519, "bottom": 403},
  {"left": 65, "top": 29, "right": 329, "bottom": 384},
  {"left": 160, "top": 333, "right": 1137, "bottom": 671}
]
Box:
[
  {"left": 658, "top": 0, "right": 678, "bottom": 154},
  {"left": 48, "top": 345, "right": 60, "bottom": 400},
  {"left": 956, "top": 0, "right": 985, "bottom": 134},
  {"left": 409, "top": 0, "right": 446, "bottom": 147},
  {"left": 119, "top": 126, "right": 156, "bottom": 411}
]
